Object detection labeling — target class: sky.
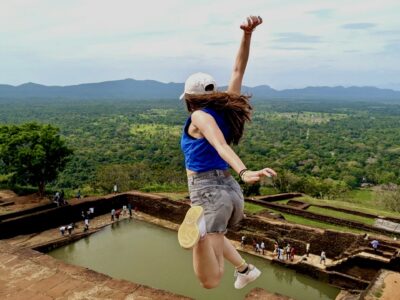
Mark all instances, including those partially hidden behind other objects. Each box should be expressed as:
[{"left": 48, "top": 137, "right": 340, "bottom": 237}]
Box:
[{"left": 1, "top": 0, "right": 400, "bottom": 90}]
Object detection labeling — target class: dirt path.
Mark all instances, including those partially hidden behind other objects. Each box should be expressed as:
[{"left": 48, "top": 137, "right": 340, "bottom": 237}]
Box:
[
  {"left": 363, "top": 270, "right": 400, "bottom": 300},
  {"left": 0, "top": 189, "right": 17, "bottom": 200},
  {"left": 0, "top": 191, "right": 51, "bottom": 215},
  {"left": 381, "top": 272, "right": 400, "bottom": 300}
]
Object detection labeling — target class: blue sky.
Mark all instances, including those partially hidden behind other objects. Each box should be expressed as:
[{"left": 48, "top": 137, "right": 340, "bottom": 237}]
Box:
[{"left": 1, "top": 0, "right": 399, "bottom": 90}]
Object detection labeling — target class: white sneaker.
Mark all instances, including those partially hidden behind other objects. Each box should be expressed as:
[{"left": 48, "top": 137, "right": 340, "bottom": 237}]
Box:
[
  {"left": 234, "top": 264, "right": 261, "bottom": 289},
  {"left": 177, "top": 206, "right": 206, "bottom": 249}
]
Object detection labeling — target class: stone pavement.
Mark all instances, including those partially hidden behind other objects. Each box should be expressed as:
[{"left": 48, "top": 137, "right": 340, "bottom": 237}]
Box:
[
  {"left": 362, "top": 270, "right": 400, "bottom": 300},
  {"left": 0, "top": 240, "right": 190, "bottom": 300},
  {"left": 0, "top": 208, "right": 305, "bottom": 299}
]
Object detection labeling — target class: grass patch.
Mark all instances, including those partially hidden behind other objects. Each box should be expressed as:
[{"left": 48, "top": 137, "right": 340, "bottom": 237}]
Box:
[
  {"left": 153, "top": 192, "right": 188, "bottom": 201},
  {"left": 346, "top": 189, "right": 375, "bottom": 201},
  {"left": 292, "top": 194, "right": 400, "bottom": 219},
  {"left": 266, "top": 208, "right": 368, "bottom": 234},
  {"left": 244, "top": 201, "right": 373, "bottom": 234},
  {"left": 244, "top": 202, "right": 266, "bottom": 214},
  {"left": 307, "top": 206, "right": 375, "bottom": 225},
  {"left": 139, "top": 183, "right": 187, "bottom": 193}
]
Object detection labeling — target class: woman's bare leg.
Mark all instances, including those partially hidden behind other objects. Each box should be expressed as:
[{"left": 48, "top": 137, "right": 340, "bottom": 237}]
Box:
[
  {"left": 223, "top": 236, "right": 247, "bottom": 270},
  {"left": 193, "top": 233, "right": 224, "bottom": 289}
]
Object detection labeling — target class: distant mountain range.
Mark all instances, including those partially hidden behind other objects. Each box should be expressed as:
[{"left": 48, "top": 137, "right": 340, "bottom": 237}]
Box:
[{"left": 1, "top": 79, "right": 399, "bottom": 101}]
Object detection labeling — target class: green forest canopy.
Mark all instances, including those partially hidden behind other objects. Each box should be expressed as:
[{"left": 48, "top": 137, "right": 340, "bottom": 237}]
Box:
[{"left": 0, "top": 98, "right": 399, "bottom": 197}]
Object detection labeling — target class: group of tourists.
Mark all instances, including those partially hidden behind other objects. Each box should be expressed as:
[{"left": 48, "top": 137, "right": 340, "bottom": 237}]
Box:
[
  {"left": 252, "top": 239, "right": 266, "bottom": 255},
  {"left": 274, "top": 243, "right": 296, "bottom": 262},
  {"left": 53, "top": 190, "right": 67, "bottom": 206},
  {"left": 59, "top": 223, "right": 75, "bottom": 236},
  {"left": 111, "top": 203, "right": 135, "bottom": 221}
]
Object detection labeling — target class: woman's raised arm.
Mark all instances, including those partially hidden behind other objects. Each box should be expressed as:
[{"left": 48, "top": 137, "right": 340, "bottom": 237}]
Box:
[{"left": 227, "top": 15, "right": 263, "bottom": 96}]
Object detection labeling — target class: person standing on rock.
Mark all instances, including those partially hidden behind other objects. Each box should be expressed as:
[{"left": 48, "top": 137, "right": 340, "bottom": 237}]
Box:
[
  {"left": 67, "top": 223, "right": 73, "bottom": 235},
  {"left": 277, "top": 247, "right": 283, "bottom": 260},
  {"left": 128, "top": 203, "right": 133, "bottom": 218},
  {"left": 320, "top": 251, "right": 326, "bottom": 265},
  {"left": 286, "top": 244, "right": 291, "bottom": 260},
  {"left": 115, "top": 209, "right": 121, "bottom": 221},
  {"left": 59, "top": 225, "right": 66, "bottom": 236},
  {"left": 177, "top": 15, "right": 277, "bottom": 290},
  {"left": 371, "top": 239, "right": 380, "bottom": 253},
  {"left": 273, "top": 242, "right": 278, "bottom": 255},
  {"left": 111, "top": 208, "right": 115, "bottom": 222},
  {"left": 241, "top": 235, "right": 246, "bottom": 248},
  {"left": 290, "top": 246, "right": 295, "bottom": 262},
  {"left": 84, "top": 217, "right": 89, "bottom": 232}
]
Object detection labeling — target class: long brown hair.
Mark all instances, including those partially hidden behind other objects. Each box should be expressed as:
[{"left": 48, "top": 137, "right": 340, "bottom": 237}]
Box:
[{"left": 184, "top": 92, "right": 252, "bottom": 145}]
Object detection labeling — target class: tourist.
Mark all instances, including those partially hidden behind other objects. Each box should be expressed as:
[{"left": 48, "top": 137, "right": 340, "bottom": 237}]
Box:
[
  {"left": 59, "top": 225, "right": 66, "bottom": 236},
  {"left": 278, "top": 247, "right": 283, "bottom": 260},
  {"left": 286, "top": 244, "right": 291, "bottom": 260},
  {"left": 113, "top": 183, "right": 118, "bottom": 194},
  {"left": 54, "top": 191, "right": 60, "bottom": 206},
  {"left": 67, "top": 223, "right": 73, "bottom": 235},
  {"left": 89, "top": 207, "right": 94, "bottom": 217},
  {"left": 84, "top": 217, "right": 89, "bottom": 232},
  {"left": 306, "top": 242, "right": 310, "bottom": 257},
  {"left": 115, "top": 209, "right": 121, "bottom": 221},
  {"left": 128, "top": 203, "right": 132, "bottom": 218},
  {"left": 122, "top": 205, "right": 127, "bottom": 216},
  {"left": 177, "top": 15, "right": 275, "bottom": 290},
  {"left": 320, "top": 251, "right": 326, "bottom": 265},
  {"left": 255, "top": 243, "right": 261, "bottom": 254},
  {"left": 371, "top": 240, "right": 380, "bottom": 253},
  {"left": 111, "top": 208, "right": 115, "bottom": 221},
  {"left": 273, "top": 242, "right": 278, "bottom": 255},
  {"left": 76, "top": 190, "right": 81, "bottom": 199},
  {"left": 241, "top": 235, "right": 246, "bottom": 248},
  {"left": 86, "top": 209, "right": 91, "bottom": 220},
  {"left": 290, "top": 246, "right": 295, "bottom": 262},
  {"left": 260, "top": 241, "right": 265, "bottom": 255},
  {"left": 81, "top": 210, "right": 86, "bottom": 221}
]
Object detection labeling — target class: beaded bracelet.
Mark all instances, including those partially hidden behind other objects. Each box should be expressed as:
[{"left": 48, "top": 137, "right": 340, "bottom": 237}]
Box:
[{"left": 239, "top": 169, "right": 249, "bottom": 181}]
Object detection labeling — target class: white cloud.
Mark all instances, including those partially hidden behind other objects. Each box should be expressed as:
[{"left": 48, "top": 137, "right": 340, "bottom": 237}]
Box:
[{"left": 0, "top": 0, "right": 399, "bottom": 89}]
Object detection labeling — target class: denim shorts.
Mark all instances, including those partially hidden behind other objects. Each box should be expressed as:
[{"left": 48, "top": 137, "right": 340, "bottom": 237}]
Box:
[{"left": 188, "top": 170, "right": 245, "bottom": 234}]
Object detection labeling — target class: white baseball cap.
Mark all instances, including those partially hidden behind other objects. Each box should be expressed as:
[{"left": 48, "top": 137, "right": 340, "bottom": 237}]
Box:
[{"left": 179, "top": 72, "right": 217, "bottom": 100}]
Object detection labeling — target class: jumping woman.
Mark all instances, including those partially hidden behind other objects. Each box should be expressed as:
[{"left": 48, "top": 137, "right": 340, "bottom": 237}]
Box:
[{"left": 178, "top": 15, "right": 277, "bottom": 289}]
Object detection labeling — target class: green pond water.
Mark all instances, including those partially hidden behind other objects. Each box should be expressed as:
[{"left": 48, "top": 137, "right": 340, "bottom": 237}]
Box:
[{"left": 49, "top": 218, "right": 340, "bottom": 300}]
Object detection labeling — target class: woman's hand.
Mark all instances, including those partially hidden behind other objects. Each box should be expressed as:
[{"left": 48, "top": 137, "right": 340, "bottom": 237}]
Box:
[
  {"left": 242, "top": 168, "right": 277, "bottom": 184},
  {"left": 240, "top": 15, "right": 263, "bottom": 33}
]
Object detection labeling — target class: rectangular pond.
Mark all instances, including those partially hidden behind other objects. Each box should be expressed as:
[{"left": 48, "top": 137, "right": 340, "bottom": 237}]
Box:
[{"left": 49, "top": 218, "right": 340, "bottom": 300}]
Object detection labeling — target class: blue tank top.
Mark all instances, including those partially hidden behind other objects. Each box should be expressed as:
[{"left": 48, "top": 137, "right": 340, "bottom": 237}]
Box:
[{"left": 181, "top": 107, "right": 230, "bottom": 172}]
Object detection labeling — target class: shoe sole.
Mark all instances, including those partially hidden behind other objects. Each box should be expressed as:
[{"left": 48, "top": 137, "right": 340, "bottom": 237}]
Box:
[{"left": 178, "top": 206, "right": 204, "bottom": 249}]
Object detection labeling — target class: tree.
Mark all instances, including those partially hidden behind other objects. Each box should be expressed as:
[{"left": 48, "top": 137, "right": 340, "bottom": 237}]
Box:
[
  {"left": 0, "top": 122, "right": 73, "bottom": 196},
  {"left": 378, "top": 184, "right": 400, "bottom": 212}
]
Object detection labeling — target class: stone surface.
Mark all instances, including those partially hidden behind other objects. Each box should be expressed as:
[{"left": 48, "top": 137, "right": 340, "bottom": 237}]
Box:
[
  {"left": 362, "top": 270, "right": 400, "bottom": 300},
  {"left": 0, "top": 240, "right": 190, "bottom": 300},
  {"left": 245, "top": 287, "right": 293, "bottom": 299}
]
